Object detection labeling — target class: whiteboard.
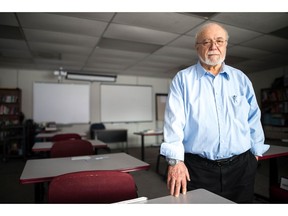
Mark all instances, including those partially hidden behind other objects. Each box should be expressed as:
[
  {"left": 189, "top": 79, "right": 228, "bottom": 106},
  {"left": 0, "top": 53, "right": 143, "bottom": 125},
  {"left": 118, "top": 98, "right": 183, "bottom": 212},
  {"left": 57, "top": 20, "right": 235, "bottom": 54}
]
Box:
[
  {"left": 100, "top": 84, "right": 153, "bottom": 123},
  {"left": 33, "top": 82, "right": 90, "bottom": 124}
]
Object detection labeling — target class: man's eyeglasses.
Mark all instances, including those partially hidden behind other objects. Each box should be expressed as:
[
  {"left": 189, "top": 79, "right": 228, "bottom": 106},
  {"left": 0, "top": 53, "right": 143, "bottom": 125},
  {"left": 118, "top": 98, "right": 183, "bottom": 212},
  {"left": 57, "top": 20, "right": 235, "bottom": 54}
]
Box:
[{"left": 196, "top": 39, "right": 227, "bottom": 47}]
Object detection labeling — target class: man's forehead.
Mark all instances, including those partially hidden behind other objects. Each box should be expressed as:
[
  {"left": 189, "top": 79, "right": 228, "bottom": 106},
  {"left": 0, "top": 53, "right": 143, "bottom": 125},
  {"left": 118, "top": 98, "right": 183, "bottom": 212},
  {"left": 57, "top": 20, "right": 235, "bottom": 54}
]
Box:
[{"left": 198, "top": 26, "right": 227, "bottom": 39}]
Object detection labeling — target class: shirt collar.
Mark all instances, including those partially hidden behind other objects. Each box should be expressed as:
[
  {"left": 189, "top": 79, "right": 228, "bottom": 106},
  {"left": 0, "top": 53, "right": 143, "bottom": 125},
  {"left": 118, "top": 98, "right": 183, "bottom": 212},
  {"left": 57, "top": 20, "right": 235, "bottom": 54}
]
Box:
[{"left": 196, "top": 61, "right": 230, "bottom": 80}]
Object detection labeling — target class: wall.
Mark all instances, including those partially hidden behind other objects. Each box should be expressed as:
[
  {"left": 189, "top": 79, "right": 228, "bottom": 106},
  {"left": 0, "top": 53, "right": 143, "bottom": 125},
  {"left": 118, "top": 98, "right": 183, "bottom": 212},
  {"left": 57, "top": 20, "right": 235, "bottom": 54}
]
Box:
[
  {"left": 1, "top": 65, "right": 288, "bottom": 147},
  {"left": 0, "top": 68, "right": 171, "bottom": 148}
]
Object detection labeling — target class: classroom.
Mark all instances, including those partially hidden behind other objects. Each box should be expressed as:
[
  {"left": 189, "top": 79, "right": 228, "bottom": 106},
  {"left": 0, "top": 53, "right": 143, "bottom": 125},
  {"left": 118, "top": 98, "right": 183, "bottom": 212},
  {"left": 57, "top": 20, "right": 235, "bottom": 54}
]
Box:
[{"left": 0, "top": 8, "right": 288, "bottom": 208}]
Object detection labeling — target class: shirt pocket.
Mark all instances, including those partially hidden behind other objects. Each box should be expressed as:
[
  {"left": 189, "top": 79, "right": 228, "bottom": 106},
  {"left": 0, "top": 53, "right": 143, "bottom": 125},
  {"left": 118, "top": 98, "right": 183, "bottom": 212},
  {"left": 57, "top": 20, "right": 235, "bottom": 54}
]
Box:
[{"left": 230, "top": 95, "right": 250, "bottom": 119}]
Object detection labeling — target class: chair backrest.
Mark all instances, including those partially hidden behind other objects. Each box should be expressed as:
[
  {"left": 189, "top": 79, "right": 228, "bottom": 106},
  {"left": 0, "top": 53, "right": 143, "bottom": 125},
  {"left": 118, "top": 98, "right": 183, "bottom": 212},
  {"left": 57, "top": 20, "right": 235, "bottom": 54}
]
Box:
[
  {"left": 48, "top": 170, "right": 138, "bottom": 203},
  {"left": 50, "top": 139, "right": 94, "bottom": 158},
  {"left": 89, "top": 123, "right": 105, "bottom": 139},
  {"left": 51, "top": 133, "right": 82, "bottom": 142}
]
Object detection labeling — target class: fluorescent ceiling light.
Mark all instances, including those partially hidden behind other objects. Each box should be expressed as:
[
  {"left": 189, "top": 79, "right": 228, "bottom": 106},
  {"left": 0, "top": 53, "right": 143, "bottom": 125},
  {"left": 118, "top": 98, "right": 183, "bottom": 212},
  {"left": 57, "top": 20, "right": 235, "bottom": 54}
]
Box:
[{"left": 66, "top": 73, "right": 117, "bottom": 82}]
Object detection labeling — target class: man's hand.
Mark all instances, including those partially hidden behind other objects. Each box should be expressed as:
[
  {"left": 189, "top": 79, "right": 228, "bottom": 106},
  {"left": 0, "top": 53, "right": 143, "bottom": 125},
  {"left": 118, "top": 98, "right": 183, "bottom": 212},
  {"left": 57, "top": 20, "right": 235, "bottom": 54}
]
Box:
[{"left": 167, "top": 162, "right": 190, "bottom": 197}]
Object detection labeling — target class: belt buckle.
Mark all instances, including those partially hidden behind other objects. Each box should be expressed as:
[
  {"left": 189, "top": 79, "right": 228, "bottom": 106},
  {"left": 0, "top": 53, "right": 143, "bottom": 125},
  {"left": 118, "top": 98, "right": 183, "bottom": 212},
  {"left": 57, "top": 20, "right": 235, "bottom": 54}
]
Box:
[{"left": 215, "top": 158, "right": 230, "bottom": 166}]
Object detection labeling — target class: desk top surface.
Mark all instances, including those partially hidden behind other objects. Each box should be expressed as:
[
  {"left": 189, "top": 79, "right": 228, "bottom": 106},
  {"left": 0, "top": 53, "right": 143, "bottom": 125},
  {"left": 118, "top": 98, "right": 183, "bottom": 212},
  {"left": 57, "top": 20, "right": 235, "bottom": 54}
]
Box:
[
  {"left": 134, "top": 131, "right": 163, "bottom": 136},
  {"left": 20, "top": 153, "right": 150, "bottom": 184},
  {"left": 144, "top": 188, "right": 234, "bottom": 204},
  {"left": 35, "top": 131, "right": 86, "bottom": 138},
  {"left": 260, "top": 144, "right": 288, "bottom": 160},
  {"left": 32, "top": 139, "right": 107, "bottom": 152}
]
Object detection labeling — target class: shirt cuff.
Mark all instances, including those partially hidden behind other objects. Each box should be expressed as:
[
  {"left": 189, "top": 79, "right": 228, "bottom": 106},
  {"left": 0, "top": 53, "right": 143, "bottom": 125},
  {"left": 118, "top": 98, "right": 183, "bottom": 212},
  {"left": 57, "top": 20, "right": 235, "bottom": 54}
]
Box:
[{"left": 251, "top": 143, "right": 270, "bottom": 156}]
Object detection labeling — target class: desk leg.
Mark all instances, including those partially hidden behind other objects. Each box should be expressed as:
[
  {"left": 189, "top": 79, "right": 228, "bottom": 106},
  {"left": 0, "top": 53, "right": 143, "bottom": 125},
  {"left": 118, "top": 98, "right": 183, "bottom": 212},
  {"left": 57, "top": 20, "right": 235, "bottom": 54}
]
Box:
[
  {"left": 141, "top": 135, "right": 145, "bottom": 161},
  {"left": 34, "top": 182, "right": 45, "bottom": 203},
  {"left": 269, "top": 158, "right": 278, "bottom": 185},
  {"left": 269, "top": 158, "right": 278, "bottom": 201}
]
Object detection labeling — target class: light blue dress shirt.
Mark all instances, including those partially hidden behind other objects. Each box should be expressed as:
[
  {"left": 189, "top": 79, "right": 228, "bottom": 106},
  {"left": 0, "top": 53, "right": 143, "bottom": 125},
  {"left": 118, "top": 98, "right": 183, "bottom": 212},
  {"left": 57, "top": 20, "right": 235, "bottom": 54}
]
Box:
[{"left": 160, "top": 61, "right": 270, "bottom": 161}]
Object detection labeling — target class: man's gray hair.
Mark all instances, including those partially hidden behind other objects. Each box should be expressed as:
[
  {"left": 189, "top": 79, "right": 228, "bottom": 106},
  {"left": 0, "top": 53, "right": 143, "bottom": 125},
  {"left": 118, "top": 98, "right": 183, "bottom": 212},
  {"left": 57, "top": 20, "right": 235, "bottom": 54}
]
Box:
[{"left": 195, "top": 22, "right": 229, "bottom": 46}]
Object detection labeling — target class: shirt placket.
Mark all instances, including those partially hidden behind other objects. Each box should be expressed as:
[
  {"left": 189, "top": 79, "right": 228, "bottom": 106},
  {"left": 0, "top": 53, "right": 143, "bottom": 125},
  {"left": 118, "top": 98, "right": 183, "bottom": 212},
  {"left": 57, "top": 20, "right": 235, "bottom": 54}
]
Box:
[{"left": 212, "top": 75, "right": 225, "bottom": 159}]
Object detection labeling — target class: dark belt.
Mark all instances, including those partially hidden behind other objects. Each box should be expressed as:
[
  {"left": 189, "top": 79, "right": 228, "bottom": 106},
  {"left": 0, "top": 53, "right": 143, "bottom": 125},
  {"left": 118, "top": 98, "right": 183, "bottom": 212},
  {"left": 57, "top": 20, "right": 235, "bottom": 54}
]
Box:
[{"left": 186, "top": 150, "right": 250, "bottom": 167}]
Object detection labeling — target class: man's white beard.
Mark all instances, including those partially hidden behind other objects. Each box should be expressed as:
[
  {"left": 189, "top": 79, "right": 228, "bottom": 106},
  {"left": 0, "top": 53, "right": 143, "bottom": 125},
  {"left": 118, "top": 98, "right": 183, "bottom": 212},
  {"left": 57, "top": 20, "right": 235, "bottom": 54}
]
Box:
[{"left": 199, "top": 55, "right": 225, "bottom": 66}]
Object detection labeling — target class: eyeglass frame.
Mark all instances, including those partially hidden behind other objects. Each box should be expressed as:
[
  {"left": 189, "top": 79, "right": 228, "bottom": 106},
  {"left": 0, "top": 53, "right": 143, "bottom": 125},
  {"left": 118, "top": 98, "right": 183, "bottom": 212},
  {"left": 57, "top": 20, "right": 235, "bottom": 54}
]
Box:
[{"left": 196, "top": 39, "right": 227, "bottom": 47}]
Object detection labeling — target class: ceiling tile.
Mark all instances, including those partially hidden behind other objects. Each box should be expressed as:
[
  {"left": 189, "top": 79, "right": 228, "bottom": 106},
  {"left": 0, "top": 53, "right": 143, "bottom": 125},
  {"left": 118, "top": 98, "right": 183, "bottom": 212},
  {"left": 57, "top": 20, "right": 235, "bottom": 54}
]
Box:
[
  {"left": 23, "top": 29, "right": 99, "bottom": 47},
  {"left": 154, "top": 46, "right": 197, "bottom": 59},
  {"left": 221, "top": 24, "right": 262, "bottom": 44},
  {"left": 18, "top": 13, "right": 108, "bottom": 37},
  {"left": 87, "top": 56, "right": 137, "bottom": 66},
  {"left": 113, "top": 12, "right": 204, "bottom": 34},
  {"left": 0, "top": 49, "right": 32, "bottom": 58},
  {"left": 0, "top": 38, "right": 29, "bottom": 50},
  {"left": 227, "top": 45, "right": 272, "bottom": 59},
  {"left": 212, "top": 12, "right": 288, "bottom": 33},
  {"left": 270, "top": 26, "right": 288, "bottom": 39},
  {"left": 50, "top": 12, "right": 115, "bottom": 22},
  {"left": 0, "top": 25, "right": 25, "bottom": 40},
  {"left": 29, "top": 41, "right": 93, "bottom": 55},
  {"left": 168, "top": 35, "right": 195, "bottom": 49},
  {"left": 241, "top": 35, "right": 288, "bottom": 53},
  {"left": 98, "top": 38, "right": 162, "bottom": 53},
  {"left": 0, "top": 13, "right": 19, "bottom": 26},
  {"left": 90, "top": 48, "right": 148, "bottom": 60},
  {"left": 104, "top": 23, "right": 180, "bottom": 45}
]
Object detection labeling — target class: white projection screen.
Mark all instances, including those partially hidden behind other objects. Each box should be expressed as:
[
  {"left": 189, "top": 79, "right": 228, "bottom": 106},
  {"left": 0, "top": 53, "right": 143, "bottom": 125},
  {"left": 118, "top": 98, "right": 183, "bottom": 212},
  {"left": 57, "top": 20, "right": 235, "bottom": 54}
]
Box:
[
  {"left": 100, "top": 84, "right": 153, "bottom": 123},
  {"left": 33, "top": 82, "right": 90, "bottom": 124}
]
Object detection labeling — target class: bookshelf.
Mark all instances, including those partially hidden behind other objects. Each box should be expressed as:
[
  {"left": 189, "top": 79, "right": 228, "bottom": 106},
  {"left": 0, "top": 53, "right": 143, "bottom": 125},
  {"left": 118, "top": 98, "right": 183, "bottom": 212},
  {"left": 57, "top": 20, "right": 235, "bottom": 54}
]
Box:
[
  {"left": 0, "top": 88, "right": 22, "bottom": 126},
  {"left": 1, "top": 124, "right": 26, "bottom": 161},
  {"left": 261, "top": 87, "right": 288, "bottom": 140},
  {"left": 0, "top": 88, "right": 24, "bottom": 161},
  {"left": 261, "top": 87, "right": 288, "bottom": 127}
]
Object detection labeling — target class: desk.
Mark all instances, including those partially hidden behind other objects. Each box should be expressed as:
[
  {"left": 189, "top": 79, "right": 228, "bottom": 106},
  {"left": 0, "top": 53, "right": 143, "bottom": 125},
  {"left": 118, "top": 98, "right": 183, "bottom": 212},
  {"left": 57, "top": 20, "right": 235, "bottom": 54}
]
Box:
[
  {"left": 93, "top": 129, "right": 128, "bottom": 151},
  {"left": 260, "top": 144, "right": 288, "bottom": 160},
  {"left": 133, "top": 131, "right": 163, "bottom": 161},
  {"left": 20, "top": 152, "right": 150, "bottom": 203},
  {"left": 93, "top": 129, "right": 127, "bottom": 142},
  {"left": 20, "top": 152, "right": 149, "bottom": 184},
  {"left": 32, "top": 139, "right": 107, "bottom": 152},
  {"left": 259, "top": 144, "right": 288, "bottom": 200},
  {"left": 145, "top": 188, "right": 235, "bottom": 204}
]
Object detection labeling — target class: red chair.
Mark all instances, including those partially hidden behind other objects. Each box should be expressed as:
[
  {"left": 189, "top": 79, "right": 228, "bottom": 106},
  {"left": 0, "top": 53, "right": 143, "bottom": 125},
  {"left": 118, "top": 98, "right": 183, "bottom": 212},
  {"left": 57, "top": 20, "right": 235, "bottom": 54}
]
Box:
[
  {"left": 51, "top": 133, "right": 81, "bottom": 142},
  {"left": 48, "top": 170, "right": 138, "bottom": 203},
  {"left": 50, "top": 139, "right": 94, "bottom": 158}
]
